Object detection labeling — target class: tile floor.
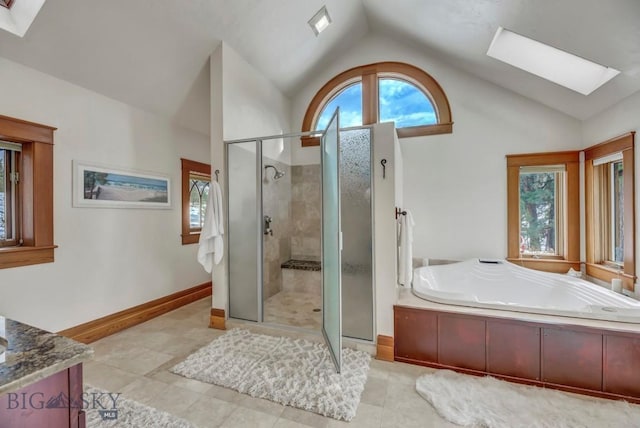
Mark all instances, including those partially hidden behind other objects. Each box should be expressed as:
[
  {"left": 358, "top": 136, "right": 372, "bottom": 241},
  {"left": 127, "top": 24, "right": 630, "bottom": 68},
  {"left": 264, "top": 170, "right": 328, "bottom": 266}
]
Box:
[
  {"left": 263, "top": 290, "right": 321, "bottom": 330},
  {"left": 85, "top": 297, "right": 458, "bottom": 427}
]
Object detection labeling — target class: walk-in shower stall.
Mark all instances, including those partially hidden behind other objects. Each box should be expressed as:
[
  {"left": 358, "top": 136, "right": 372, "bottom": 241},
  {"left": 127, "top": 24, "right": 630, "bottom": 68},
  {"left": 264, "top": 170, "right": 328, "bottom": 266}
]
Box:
[{"left": 225, "top": 113, "right": 375, "bottom": 370}]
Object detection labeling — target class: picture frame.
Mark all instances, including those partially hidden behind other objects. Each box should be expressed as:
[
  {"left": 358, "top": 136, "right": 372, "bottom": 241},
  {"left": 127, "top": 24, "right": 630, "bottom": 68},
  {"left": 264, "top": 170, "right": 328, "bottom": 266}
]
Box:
[{"left": 73, "top": 160, "right": 171, "bottom": 209}]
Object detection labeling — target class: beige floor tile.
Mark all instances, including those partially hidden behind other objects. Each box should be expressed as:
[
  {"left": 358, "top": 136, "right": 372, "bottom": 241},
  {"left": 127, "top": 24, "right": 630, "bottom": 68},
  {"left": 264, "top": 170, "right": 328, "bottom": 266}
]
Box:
[
  {"left": 120, "top": 377, "right": 168, "bottom": 405},
  {"left": 179, "top": 396, "right": 237, "bottom": 428},
  {"left": 95, "top": 346, "right": 174, "bottom": 375},
  {"left": 206, "top": 384, "right": 243, "bottom": 403},
  {"left": 171, "top": 376, "right": 214, "bottom": 394},
  {"left": 83, "top": 360, "right": 139, "bottom": 392},
  {"left": 361, "top": 376, "right": 388, "bottom": 407},
  {"left": 264, "top": 290, "right": 321, "bottom": 330},
  {"left": 273, "top": 419, "right": 315, "bottom": 428},
  {"left": 145, "top": 384, "right": 203, "bottom": 415},
  {"left": 327, "top": 403, "right": 383, "bottom": 428},
  {"left": 235, "top": 395, "right": 285, "bottom": 417},
  {"left": 221, "top": 407, "right": 279, "bottom": 428},
  {"left": 280, "top": 407, "right": 330, "bottom": 428}
]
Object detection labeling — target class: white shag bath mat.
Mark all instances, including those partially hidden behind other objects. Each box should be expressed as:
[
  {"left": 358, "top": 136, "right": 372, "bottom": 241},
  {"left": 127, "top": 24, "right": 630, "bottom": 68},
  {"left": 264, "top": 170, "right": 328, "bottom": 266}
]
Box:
[
  {"left": 416, "top": 370, "right": 640, "bottom": 428},
  {"left": 84, "top": 385, "right": 196, "bottom": 428},
  {"left": 170, "top": 328, "right": 371, "bottom": 421}
]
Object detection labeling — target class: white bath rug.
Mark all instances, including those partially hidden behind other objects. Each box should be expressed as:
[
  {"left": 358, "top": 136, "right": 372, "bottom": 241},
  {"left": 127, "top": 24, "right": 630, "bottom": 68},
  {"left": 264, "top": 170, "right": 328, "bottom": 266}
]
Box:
[
  {"left": 416, "top": 370, "right": 640, "bottom": 428},
  {"left": 84, "top": 385, "right": 196, "bottom": 428},
  {"left": 170, "top": 328, "right": 371, "bottom": 421}
]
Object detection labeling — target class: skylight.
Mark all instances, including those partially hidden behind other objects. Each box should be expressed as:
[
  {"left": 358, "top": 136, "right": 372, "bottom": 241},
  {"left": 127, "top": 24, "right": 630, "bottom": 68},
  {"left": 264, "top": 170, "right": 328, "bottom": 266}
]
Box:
[
  {"left": 308, "top": 6, "right": 331, "bottom": 36},
  {"left": 0, "top": 0, "right": 46, "bottom": 37},
  {"left": 487, "top": 27, "right": 620, "bottom": 96}
]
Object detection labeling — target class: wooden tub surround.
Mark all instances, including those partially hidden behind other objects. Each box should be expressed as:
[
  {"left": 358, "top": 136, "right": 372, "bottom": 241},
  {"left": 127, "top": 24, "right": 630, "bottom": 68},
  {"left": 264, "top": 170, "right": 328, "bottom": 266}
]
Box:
[{"left": 394, "top": 305, "right": 640, "bottom": 403}]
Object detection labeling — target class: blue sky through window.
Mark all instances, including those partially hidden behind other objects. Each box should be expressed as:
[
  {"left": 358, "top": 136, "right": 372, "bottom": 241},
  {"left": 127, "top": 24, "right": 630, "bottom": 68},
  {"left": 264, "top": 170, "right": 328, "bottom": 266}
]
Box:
[
  {"left": 379, "top": 79, "right": 436, "bottom": 127},
  {"left": 315, "top": 83, "right": 363, "bottom": 130}
]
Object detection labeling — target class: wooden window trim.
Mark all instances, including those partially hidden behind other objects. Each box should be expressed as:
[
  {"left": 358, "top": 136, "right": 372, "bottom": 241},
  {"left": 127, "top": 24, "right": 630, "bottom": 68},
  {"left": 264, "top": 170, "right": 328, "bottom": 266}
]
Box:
[
  {"left": 181, "top": 158, "right": 211, "bottom": 245},
  {"left": 0, "top": 114, "right": 56, "bottom": 270},
  {"left": 301, "top": 62, "right": 453, "bottom": 146},
  {"left": 506, "top": 151, "right": 580, "bottom": 273},
  {"left": 585, "top": 132, "right": 635, "bottom": 290}
]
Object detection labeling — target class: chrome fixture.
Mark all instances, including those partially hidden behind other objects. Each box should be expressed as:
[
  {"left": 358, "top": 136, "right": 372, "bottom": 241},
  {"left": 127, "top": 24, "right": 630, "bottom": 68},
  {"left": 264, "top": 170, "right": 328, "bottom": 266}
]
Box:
[
  {"left": 264, "top": 164, "right": 286, "bottom": 180},
  {"left": 264, "top": 215, "right": 273, "bottom": 236}
]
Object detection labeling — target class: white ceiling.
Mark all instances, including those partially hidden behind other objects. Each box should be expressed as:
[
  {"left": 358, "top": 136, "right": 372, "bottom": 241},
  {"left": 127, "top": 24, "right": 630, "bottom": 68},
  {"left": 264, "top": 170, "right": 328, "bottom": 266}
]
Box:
[{"left": 0, "top": 0, "right": 638, "bottom": 134}]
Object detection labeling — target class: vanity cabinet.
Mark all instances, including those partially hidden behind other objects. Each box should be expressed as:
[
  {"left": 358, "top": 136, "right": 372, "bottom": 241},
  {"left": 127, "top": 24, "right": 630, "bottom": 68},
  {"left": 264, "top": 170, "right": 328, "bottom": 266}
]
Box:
[{"left": 0, "top": 364, "right": 85, "bottom": 428}]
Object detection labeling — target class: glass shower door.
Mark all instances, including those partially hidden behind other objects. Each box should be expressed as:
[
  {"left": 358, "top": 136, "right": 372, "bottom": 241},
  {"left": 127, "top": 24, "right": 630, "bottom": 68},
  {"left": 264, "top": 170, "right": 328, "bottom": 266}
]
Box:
[{"left": 321, "top": 109, "right": 342, "bottom": 373}]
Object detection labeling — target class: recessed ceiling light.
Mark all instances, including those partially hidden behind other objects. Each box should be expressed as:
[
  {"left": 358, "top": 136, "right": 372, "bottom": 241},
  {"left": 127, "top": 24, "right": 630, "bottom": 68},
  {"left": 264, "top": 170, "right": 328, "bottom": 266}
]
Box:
[
  {"left": 308, "top": 6, "right": 331, "bottom": 36},
  {"left": 487, "top": 27, "right": 620, "bottom": 96}
]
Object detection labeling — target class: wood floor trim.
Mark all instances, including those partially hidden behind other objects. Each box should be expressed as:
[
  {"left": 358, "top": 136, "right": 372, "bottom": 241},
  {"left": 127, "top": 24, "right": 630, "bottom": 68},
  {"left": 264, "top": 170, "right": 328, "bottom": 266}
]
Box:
[
  {"left": 59, "top": 282, "right": 212, "bottom": 344},
  {"left": 376, "top": 334, "right": 394, "bottom": 361},
  {"left": 210, "top": 308, "right": 226, "bottom": 330}
]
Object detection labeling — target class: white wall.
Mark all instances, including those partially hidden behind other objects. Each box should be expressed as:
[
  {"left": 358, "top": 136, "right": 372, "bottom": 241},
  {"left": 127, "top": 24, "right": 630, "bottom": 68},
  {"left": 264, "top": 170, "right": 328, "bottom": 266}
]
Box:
[
  {"left": 291, "top": 33, "right": 582, "bottom": 261},
  {"left": 210, "top": 43, "right": 292, "bottom": 312},
  {"left": 582, "top": 90, "right": 640, "bottom": 289},
  {"left": 0, "top": 57, "right": 211, "bottom": 332}
]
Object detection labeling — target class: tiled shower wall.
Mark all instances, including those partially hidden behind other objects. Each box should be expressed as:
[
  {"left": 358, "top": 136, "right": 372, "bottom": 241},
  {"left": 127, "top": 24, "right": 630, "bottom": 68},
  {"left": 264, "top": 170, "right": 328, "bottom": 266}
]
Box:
[
  {"left": 262, "top": 159, "right": 291, "bottom": 299},
  {"left": 291, "top": 164, "right": 321, "bottom": 260}
]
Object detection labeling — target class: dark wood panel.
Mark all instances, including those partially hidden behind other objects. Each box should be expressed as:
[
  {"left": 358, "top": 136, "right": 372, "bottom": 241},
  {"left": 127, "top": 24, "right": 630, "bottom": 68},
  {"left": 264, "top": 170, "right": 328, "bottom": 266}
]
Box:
[
  {"left": 0, "top": 368, "right": 70, "bottom": 427},
  {"left": 394, "top": 307, "right": 437, "bottom": 361},
  {"left": 604, "top": 335, "right": 640, "bottom": 397},
  {"left": 438, "top": 314, "right": 486, "bottom": 371},
  {"left": 542, "top": 328, "right": 602, "bottom": 390},
  {"left": 487, "top": 320, "right": 541, "bottom": 380}
]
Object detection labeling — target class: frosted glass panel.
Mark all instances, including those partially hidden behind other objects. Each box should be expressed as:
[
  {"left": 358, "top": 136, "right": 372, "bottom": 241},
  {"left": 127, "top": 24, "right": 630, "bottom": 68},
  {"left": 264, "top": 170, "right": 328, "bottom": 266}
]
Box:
[
  {"left": 321, "top": 109, "right": 342, "bottom": 373},
  {"left": 228, "top": 141, "right": 260, "bottom": 322},
  {"left": 340, "top": 129, "right": 373, "bottom": 341}
]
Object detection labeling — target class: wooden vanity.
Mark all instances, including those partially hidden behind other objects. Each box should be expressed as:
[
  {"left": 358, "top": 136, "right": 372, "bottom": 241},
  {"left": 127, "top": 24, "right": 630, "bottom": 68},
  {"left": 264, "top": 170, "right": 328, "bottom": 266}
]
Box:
[{"left": 0, "top": 317, "right": 93, "bottom": 427}]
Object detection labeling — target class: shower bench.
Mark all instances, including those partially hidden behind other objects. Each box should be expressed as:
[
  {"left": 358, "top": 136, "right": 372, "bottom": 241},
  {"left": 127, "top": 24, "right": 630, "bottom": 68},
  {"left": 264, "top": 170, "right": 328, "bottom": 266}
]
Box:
[{"left": 281, "top": 259, "right": 321, "bottom": 295}]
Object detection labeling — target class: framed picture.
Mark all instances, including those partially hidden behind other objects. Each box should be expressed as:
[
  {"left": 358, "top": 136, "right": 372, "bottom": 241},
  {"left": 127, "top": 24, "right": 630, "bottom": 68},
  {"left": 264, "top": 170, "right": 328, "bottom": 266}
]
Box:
[{"left": 73, "top": 160, "right": 171, "bottom": 209}]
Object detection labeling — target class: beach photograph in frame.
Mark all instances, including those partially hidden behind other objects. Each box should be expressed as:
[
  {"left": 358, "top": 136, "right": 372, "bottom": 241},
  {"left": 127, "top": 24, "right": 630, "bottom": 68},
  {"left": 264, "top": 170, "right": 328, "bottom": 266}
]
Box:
[{"left": 73, "top": 160, "right": 171, "bottom": 209}]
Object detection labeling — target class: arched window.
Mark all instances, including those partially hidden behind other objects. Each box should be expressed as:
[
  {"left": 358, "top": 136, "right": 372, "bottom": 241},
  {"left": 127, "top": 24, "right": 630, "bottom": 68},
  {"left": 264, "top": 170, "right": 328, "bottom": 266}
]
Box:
[
  {"left": 302, "top": 62, "right": 452, "bottom": 146},
  {"left": 315, "top": 82, "right": 362, "bottom": 130}
]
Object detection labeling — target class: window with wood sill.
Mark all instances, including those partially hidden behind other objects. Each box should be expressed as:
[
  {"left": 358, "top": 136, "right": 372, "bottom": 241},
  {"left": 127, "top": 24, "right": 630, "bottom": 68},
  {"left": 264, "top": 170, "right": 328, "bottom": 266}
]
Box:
[
  {"left": 301, "top": 62, "right": 453, "bottom": 145},
  {"left": 506, "top": 151, "right": 580, "bottom": 273},
  {"left": 0, "top": 114, "right": 56, "bottom": 269},
  {"left": 585, "top": 132, "right": 635, "bottom": 291},
  {"left": 181, "top": 158, "right": 211, "bottom": 245}
]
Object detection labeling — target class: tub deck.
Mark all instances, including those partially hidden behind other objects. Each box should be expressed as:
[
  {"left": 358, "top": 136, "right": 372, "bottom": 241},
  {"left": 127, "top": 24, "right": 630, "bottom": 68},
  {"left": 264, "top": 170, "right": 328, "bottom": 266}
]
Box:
[{"left": 394, "top": 289, "right": 640, "bottom": 404}]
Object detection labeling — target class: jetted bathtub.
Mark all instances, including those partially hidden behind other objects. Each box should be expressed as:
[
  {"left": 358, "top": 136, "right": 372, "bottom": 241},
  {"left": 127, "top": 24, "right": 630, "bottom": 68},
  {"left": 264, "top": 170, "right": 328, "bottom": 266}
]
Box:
[{"left": 412, "top": 259, "right": 640, "bottom": 323}]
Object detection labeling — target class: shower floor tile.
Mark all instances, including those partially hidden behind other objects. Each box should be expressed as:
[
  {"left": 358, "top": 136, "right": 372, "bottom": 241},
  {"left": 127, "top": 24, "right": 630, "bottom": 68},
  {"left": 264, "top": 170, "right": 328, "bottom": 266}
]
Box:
[{"left": 263, "top": 290, "right": 321, "bottom": 330}]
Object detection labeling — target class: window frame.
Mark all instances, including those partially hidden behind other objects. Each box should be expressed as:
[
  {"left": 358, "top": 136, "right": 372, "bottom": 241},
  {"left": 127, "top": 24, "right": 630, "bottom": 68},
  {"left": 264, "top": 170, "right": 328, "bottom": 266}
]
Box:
[
  {"left": 181, "top": 158, "right": 211, "bottom": 245},
  {"left": 0, "top": 144, "right": 21, "bottom": 248},
  {"left": 0, "top": 114, "right": 57, "bottom": 270},
  {"left": 585, "top": 132, "right": 635, "bottom": 291},
  {"left": 301, "top": 62, "right": 453, "bottom": 146},
  {"left": 506, "top": 151, "right": 580, "bottom": 273}
]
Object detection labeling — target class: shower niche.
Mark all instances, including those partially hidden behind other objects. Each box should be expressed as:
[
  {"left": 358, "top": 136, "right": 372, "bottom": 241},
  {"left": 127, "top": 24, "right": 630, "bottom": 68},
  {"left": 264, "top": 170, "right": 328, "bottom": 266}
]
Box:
[{"left": 225, "top": 122, "right": 375, "bottom": 346}]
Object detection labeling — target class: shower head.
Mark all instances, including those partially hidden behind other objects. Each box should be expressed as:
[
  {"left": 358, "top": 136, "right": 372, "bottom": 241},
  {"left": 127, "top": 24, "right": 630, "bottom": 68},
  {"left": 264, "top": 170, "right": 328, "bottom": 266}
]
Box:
[{"left": 264, "top": 164, "right": 286, "bottom": 180}]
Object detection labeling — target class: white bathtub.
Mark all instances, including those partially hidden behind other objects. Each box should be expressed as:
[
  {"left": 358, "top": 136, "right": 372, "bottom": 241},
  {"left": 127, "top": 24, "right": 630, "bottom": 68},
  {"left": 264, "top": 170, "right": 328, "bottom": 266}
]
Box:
[{"left": 412, "top": 259, "right": 640, "bottom": 323}]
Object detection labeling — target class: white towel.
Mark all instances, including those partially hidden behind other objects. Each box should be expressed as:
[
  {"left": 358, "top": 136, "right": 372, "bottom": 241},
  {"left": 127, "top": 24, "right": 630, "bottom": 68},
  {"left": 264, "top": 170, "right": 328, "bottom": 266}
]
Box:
[
  {"left": 198, "top": 181, "right": 224, "bottom": 273},
  {"left": 398, "top": 209, "right": 415, "bottom": 286}
]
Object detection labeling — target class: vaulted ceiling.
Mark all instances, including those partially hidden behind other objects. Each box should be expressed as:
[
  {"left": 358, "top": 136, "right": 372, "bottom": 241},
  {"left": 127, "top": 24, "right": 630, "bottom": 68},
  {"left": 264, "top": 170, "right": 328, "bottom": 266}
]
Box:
[{"left": 0, "top": 0, "right": 638, "bottom": 135}]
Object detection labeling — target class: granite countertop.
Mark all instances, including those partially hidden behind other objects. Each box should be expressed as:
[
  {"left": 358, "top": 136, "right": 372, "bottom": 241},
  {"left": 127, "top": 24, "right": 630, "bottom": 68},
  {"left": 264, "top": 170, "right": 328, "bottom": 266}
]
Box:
[{"left": 0, "top": 316, "right": 93, "bottom": 395}]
